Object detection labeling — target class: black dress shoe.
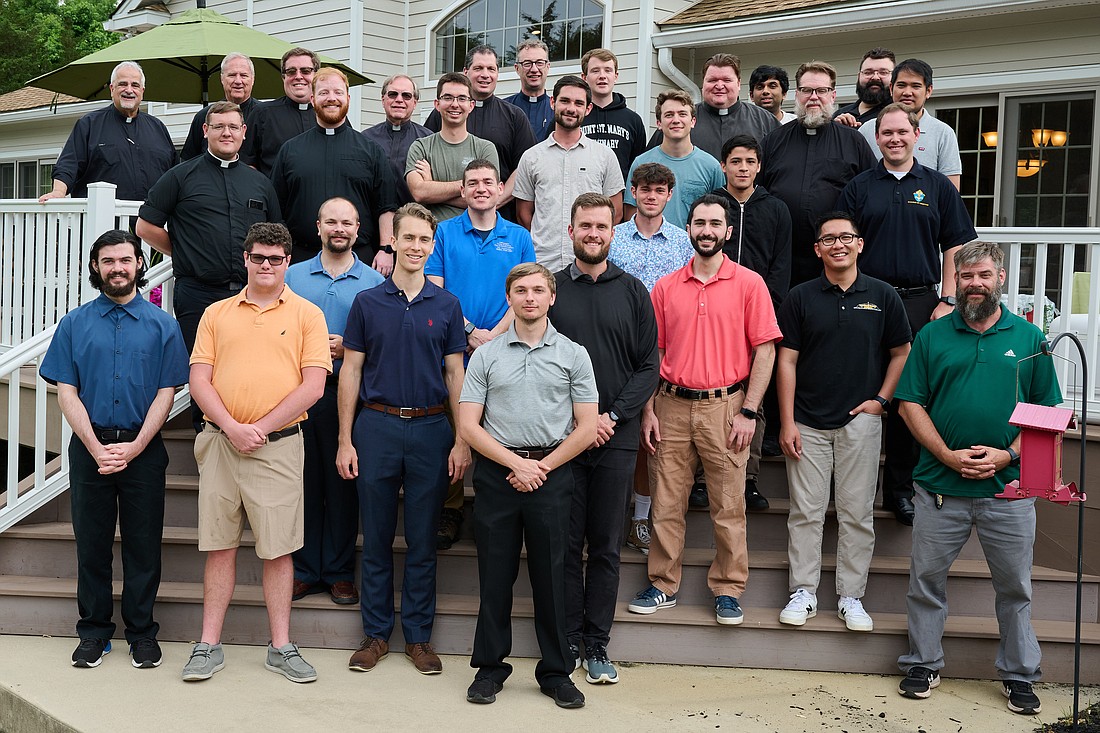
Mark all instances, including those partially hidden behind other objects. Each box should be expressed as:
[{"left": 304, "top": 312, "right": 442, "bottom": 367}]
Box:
[
  {"left": 689, "top": 481, "right": 709, "bottom": 508},
  {"left": 889, "top": 496, "right": 915, "bottom": 526},
  {"left": 745, "top": 479, "right": 769, "bottom": 511}
]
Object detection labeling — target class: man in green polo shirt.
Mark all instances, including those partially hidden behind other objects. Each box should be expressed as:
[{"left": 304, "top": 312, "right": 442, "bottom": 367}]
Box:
[{"left": 893, "top": 240, "right": 1060, "bottom": 715}]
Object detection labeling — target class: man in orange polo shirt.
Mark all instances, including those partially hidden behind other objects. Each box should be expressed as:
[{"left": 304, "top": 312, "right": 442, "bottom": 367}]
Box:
[
  {"left": 629, "top": 193, "right": 781, "bottom": 625},
  {"left": 182, "top": 222, "right": 331, "bottom": 684}
]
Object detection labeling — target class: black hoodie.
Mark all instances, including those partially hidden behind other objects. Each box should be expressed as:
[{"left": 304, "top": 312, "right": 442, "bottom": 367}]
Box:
[
  {"left": 581, "top": 92, "right": 648, "bottom": 181},
  {"left": 715, "top": 185, "right": 792, "bottom": 311}
]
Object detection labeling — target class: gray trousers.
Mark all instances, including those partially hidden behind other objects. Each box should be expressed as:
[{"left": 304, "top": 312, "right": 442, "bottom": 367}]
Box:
[
  {"left": 899, "top": 485, "right": 1042, "bottom": 682},
  {"left": 785, "top": 412, "right": 880, "bottom": 598}
]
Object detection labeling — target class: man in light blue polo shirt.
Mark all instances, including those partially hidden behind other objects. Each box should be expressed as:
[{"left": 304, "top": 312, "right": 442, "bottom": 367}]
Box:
[
  {"left": 285, "top": 197, "right": 383, "bottom": 606},
  {"left": 426, "top": 158, "right": 536, "bottom": 550}
]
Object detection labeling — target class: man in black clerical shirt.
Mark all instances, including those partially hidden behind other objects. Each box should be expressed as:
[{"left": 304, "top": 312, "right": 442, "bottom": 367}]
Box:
[
  {"left": 181, "top": 53, "right": 258, "bottom": 161},
  {"left": 240, "top": 47, "right": 318, "bottom": 176},
  {"left": 362, "top": 74, "right": 432, "bottom": 206}
]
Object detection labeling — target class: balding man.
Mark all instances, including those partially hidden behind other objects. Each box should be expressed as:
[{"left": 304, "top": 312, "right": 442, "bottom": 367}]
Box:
[
  {"left": 181, "top": 53, "right": 258, "bottom": 161},
  {"left": 363, "top": 74, "right": 432, "bottom": 206}
]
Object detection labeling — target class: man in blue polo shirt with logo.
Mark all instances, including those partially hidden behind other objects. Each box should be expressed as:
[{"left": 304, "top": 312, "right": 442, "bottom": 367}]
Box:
[
  {"left": 337, "top": 203, "right": 469, "bottom": 676},
  {"left": 285, "top": 197, "right": 384, "bottom": 606},
  {"left": 837, "top": 102, "right": 976, "bottom": 525},
  {"left": 426, "top": 158, "right": 536, "bottom": 549},
  {"left": 40, "top": 230, "right": 189, "bottom": 669}
]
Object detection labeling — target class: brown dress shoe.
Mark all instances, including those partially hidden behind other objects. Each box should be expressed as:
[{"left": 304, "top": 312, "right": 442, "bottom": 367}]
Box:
[
  {"left": 348, "top": 637, "right": 388, "bottom": 672},
  {"left": 292, "top": 579, "right": 322, "bottom": 601},
  {"left": 329, "top": 581, "right": 359, "bottom": 605},
  {"left": 405, "top": 642, "right": 443, "bottom": 675}
]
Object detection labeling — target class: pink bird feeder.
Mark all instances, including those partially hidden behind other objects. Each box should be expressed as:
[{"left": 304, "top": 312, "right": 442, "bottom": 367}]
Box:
[{"left": 995, "top": 403, "right": 1085, "bottom": 505}]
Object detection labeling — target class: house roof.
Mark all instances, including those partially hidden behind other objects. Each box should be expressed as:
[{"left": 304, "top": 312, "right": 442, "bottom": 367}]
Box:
[
  {"left": 662, "top": 0, "right": 857, "bottom": 26},
  {"left": 0, "top": 87, "right": 84, "bottom": 114},
  {"left": 1009, "top": 403, "right": 1075, "bottom": 433}
]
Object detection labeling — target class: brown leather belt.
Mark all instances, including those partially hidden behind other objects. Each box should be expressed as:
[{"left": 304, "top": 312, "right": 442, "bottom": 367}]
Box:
[
  {"left": 660, "top": 379, "right": 747, "bottom": 400},
  {"left": 203, "top": 421, "right": 302, "bottom": 442},
  {"left": 508, "top": 445, "right": 559, "bottom": 460},
  {"left": 362, "top": 401, "right": 446, "bottom": 419}
]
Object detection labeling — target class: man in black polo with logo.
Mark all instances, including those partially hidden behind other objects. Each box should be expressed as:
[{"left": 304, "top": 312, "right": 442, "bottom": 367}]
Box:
[{"left": 837, "top": 103, "right": 976, "bottom": 524}]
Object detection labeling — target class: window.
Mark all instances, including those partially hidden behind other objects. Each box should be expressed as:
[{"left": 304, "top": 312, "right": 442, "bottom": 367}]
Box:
[
  {"left": 1010, "top": 97, "right": 1092, "bottom": 227},
  {"left": 435, "top": 0, "right": 603, "bottom": 74},
  {"left": 0, "top": 160, "right": 54, "bottom": 200},
  {"left": 938, "top": 105, "right": 999, "bottom": 226}
]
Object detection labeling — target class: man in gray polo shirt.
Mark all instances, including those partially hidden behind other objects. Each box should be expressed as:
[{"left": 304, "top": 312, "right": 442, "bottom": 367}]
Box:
[
  {"left": 458, "top": 262, "right": 598, "bottom": 709},
  {"left": 514, "top": 76, "right": 624, "bottom": 272}
]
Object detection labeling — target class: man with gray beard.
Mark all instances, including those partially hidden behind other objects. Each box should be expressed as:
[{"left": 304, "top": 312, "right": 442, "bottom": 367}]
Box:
[{"left": 759, "top": 61, "right": 876, "bottom": 286}]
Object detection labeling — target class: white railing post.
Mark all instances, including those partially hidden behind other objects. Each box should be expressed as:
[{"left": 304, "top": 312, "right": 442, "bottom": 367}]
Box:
[{"left": 83, "top": 183, "right": 118, "bottom": 304}]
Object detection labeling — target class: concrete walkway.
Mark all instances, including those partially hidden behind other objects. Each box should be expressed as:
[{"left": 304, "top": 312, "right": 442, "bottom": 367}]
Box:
[{"left": 0, "top": 634, "right": 1091, "bottom": 732}]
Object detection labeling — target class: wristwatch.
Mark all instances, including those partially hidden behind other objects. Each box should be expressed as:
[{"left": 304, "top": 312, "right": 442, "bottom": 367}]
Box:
[
  {"left": 1007, "top": 447, "right": 1021, "bottom": 467},
  {"left": 939, "top": 295, "right": 956, "bottom": 306},
  {"left": 380, "top": 244, "right": 395, "bottom": 255},
  {"left": 872, "top": 395, "right": 890, "bottom": 412},
  {"left": 464, "top": 321, "right": 476, "bottom": 335},
  {"left": 740, "top": 406, "right": 759, "bottom": 421},
  {"left": 608, "top": 411, "right": 620, "bottom": 423}
]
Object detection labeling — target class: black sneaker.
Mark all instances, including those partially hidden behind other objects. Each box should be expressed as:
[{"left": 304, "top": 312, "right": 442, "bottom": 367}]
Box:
[
  {"left": 1002, "top": 680, "right": 1042, "bottom": 714},
  {"left": 467, "top": 677, "right": 503, "bottom": 704},
  {"left": 745, "top": 479, "right": 770, "bottom": 511},
  {"left": 689, "top": 481, "right": 709, "bottom": 508},
  {"left": 436, "top": 508, "right": 463, "bottom": 550},
  {"left": 899, "top": 666, "right": 940, "bottom": 699},
  {"left": 541, "top": 681, "right": 585, "bottom": 709},
  {"left": 72, "top": 638, "right": 111, "bottom": 668},
  {"left": 130, "top": 638, "right": 162, "bottom": 668}
]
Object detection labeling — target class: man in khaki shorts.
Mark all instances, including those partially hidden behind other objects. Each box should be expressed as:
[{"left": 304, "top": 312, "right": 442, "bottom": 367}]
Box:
[{"left": 182, "top": 222, "right": 331, "bottom": 683}]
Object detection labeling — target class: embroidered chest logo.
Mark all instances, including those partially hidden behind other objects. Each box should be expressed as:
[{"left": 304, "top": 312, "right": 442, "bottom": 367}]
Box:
[
  {"left": 912, "top": 190, "right": 926, "bottom": 204},
  {"left": 1004, "top": 349, "right": 1016, "bottom": 357},
  {"left": 853, "top": 302, "right": 882, "bottom": 312},
  {"left": 427, "top": 318, "right": 433, "bottom": 327}
]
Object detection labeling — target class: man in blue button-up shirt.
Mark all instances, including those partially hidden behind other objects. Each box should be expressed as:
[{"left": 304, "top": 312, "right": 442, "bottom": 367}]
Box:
[{"left": 40, "top": 230, "right": 189, "bottom": 670}]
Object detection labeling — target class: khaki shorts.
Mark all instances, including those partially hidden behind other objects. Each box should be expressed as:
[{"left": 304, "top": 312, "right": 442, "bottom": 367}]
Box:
[{"left": 194, "top": 424, "right": 305, "bottom": 560}]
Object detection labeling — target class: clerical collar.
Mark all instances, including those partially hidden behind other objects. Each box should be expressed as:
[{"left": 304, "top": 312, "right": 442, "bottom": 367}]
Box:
[
  {"left": 805, "top": 127, "right": 817, "bottom": 136},
  {"left": 325, "top": 127, "right": 336, "bottom": 135},
  {"left": 298, "top": 103, "right": 309, "bottom": 111},
  {"left": 526, "top": 95, "right": 540, "bottom": 103},
  {"left": 718, "top": 106, "right": 729, "bottom": 116},
  {"left": 206, "top": 149, "right": 239, "bottom": 167},
  {"left": 390, "top": 123, "right": 404, "bottom": 131},
  {"left": 475, "top": 100, "right": 484, "bottom": 108},
  {"left": 125, "top": 116, "right": 134, "bottom": 124}
]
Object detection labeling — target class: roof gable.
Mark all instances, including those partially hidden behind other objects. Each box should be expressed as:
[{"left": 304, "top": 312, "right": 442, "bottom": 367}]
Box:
[{"left": 662, "top": 0, "right": 858, "bottom": 26}]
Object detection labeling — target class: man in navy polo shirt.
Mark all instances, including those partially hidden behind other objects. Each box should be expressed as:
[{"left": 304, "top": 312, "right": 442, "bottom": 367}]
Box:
[
  {"left": 285, "top": 197, "right": 384, "bottom": 605},
  {"left": 337, "top": 203, "right": 470, "bottom": 676},
  {"left": 837, "top": 103, "right": 976, "bottom": 525},
  {"left": 426, "top": 158, "right": 536, "bottom": 550},
  {"left": 40, "top": 230, "right": 189, "bottom": 669}
]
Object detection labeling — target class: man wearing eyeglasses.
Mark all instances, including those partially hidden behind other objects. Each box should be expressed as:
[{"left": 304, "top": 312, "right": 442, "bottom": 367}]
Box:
[
  {"left": 834, "top": 48, "right": 896, "bottom": 127},
  {"left": 137, "top": 100, "right": 281, "bottom": 431},
  {"left": 406, "top": 73, "right": 500, "bottom": 222},
  {"left": 504, "top": 39, "right": 553, "bottom": 141},
  {"left": 240, "top": 47, "right": 319, "bottom": 176},
  {"left": 363, "top": 75, "right": 432, "bottom": 206},
  {"left": 181, "top": 53, "right": 259, "bottom": 161},
  {"left": 775, "top": 212, "right": 911, "bottom": 634},
  {"left": 41, "top": 61, "right": 175, "bottom": 203},
  {"left": 184, "top": 222, "right": 330, "bottom": 684},
  {"left": 759, "top": 61, "right": 876, "bottom": 287}
]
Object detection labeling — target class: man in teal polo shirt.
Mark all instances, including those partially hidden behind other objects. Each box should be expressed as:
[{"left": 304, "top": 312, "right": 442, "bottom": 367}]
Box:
[{"left": 894, "top": 241, "right": 1060, "bottom": 714}]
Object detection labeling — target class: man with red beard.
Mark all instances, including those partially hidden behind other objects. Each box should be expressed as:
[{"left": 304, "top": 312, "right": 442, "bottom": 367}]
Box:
[
  {"left": 271, "top": 67, "right": 399, "bottom": 271},
  {"left": 834, "top": 48, "right": 896, "bottom": 126},
  {"left": 760, "top": 61, "right": 876, "bottom": 287}
]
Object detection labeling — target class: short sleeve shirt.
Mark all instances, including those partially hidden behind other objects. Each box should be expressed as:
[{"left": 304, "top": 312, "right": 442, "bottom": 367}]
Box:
[
  {"left": 623, "top": 146, "right": 726, "bottom": 229},
  {"left": 859, "top": 110, "right": 963, "bottom": 177},
  {"left": 609, "top": 215, "right": 694, "bottom": 291},
  {"left": 405, "top": 133, "right": 500, "bottom": 222}
]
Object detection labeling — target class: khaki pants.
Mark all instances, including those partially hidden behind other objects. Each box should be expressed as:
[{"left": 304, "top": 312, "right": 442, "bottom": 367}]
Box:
[{"left": 647, "top": 389, "right": 749, "bottom": 597}]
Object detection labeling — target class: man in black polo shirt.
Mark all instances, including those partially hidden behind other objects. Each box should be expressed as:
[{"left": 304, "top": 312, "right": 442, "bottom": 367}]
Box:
[
  {"left": 549, "top": 193, "right": 659, "bottom": 685},
  {"left": 137, "top": 100, "right": 281, "bottom": 431},
  {"left": 181, "top": 53, "right": 258, "bottom": 161},
  {"left": 337, "top": 203, "right": 469, "bottom": 676},
  {"left": 837, "top": 103, "right": 976, "bottom": 523},
  {"left": 776, "top": 212, "right": 910, "bottom": 632},
  {"left": 240, "top": 47, "right": 318, "bottom": 176}
]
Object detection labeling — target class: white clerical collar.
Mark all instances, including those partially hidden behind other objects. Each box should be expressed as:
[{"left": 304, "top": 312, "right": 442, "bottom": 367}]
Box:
[
  {"left": 526, "top": 95, "right": 540, "bottom": 103},
  {"left": 207, "top": 149, "right": 238, "bottom": 167},
  {"left": 297, "top": 103, "right": 310, "bottom": 111},
  {"left": 718, "top": 106, "right": 729, "bottom": 116},
  {"left": 325, "top": 127, "right": 336, "bottom": 135},
  {"left": 390, "top": 123, "right": 404, "bottom": 131},
  {"left": 475, "top": 100, "right": 484, "bottom": 108}
]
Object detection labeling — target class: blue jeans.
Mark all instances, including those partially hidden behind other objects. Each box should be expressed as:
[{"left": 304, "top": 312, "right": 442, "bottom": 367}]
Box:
[
  {"left": 354, "top": 408, "right": 452, "bottom": 643},
  {"left": 900, "top": 484, "right": 1042, "bottom": 681}
]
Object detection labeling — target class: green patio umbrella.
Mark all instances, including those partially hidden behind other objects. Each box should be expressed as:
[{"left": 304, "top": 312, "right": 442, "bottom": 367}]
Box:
[{"left": 26, "top": 7, "right": 371, "bottom": 104}]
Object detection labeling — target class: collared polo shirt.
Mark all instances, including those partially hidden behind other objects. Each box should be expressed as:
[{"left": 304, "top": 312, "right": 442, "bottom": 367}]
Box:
[
  {"left": 895, "top": 305, "right": 1061, "bottom": 498},
  {"left": 190, "top": 285, "right": 331, "bottom": 427},
  {"left": 837, "top": 160, "right": 976, "bottom": 288},
  {"left": 609, "top": 215, "right": 694, "bottom": 291},
  {"left": 778, "top": 271, "right": 911, "bottom": 430},
  {"left": 513, "top": 133, "right": 625, "bottom": 272},
  {"left": 859, "top": 110, "right": 963, "bottom": 177},
  {"left": 342, "top": 277, "right": 465, "bottom": 407},
  {"left": 624, "top": 146, "right": 725, "bottom": 229},
  {"left": 426, "top": 210, "right": 535, "bottom": 330},
  {"left": 40, "top": 293, "right": 190, "bottom": 431},
  {"left": 139, "top": 150, "right": 281, "bottom": 285},
  {"left": 461, "top": 320, "right": 597, "bottom": 448},
  {"left": 651, "top": 255, "right": 782, "bottom": 390},
  {"left": 285, "top": 254, "right": 384, "bottom": 377}
]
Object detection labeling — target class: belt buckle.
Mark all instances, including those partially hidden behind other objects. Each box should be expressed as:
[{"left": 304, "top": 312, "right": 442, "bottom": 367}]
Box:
[
  {"left": 398, "top": 407, "right": 415, "bottom": 419},
  {"left": 514, "top": 449, "right": 532, "bottom": 458}
]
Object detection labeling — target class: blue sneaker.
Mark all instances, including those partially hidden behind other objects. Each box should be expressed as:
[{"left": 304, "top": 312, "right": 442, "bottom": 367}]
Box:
[
  {"left": 628, "top": 585, "right": 677, "bottom": 614},
  {"left": 715, "top": 595, "right": 744, "bottom": 625},
  {"left": 582, "top": 643, "right": 619, "bottom": 684}
]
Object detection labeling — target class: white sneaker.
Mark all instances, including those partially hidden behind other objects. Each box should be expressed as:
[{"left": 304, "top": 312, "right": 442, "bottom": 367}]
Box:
[
  {"left": 838, "top": 596, "right": 874, "bottom": 631},
  {"left": 779, "top": 589, "right": 817, "bottom": 626}
]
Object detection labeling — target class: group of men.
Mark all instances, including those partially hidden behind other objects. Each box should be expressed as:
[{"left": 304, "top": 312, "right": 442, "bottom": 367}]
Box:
[{"left": 37, "top": 40, "right": 1056, "bottom": 717}]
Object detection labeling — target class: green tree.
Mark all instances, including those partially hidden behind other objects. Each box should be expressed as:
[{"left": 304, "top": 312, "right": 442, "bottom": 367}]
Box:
[{"left": 0, "top": 0, "right": 118, "bottom": 95}]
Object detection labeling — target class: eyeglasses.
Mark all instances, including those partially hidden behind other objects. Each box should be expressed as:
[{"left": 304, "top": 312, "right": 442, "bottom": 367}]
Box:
[
  {"left": 438, "top": 94, "right": 473, "bottom": 104},
  {"left": 385, "top": 90, "right": 415, "bottom": 100},
  {"left": 281, "top": 66, "right": 316, "bottom": 77},
  {"left": 816, "top": 233, "right": 859, "bottom": 246},
  {"left": 797, "top": 86, "right": 835, "bottom": 97},
  {"left": 517, "top": 59, "right": 549, "bottom": 69},
  {"left": 207, "top": 123, "right": 243, "bottom": 133},
  {"left": 859, "top": 69, "right": 893, "bottom": 78},
  {"left": 247, "top": 253, "right": 288, "bottom": 266}
]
